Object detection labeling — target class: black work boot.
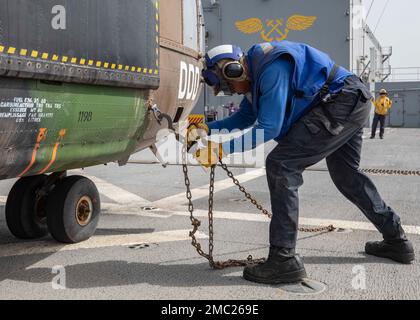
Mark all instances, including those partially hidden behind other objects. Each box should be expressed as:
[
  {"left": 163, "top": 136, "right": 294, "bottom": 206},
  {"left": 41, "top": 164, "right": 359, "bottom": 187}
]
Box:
[
  {"left": 365, "top": 239, "right": 415, "bottom": 264},
  {"left": 243, "top": 247, "right": 307, "bottom": 284}
]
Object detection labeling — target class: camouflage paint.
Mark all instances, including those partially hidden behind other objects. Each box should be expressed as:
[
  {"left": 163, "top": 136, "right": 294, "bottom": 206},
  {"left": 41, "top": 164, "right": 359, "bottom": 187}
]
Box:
[
  {"left": 0, "top": 0, "right": 205, "bottom": 180},
  {"left": 0, "top": 78, "right": 149, "bottom": 179}
]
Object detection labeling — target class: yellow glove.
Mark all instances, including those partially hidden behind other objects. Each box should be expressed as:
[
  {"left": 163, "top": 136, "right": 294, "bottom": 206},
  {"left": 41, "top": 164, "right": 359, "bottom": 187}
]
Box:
[
  {"left": 194, "top": 141, "right": 225, "bottom": 168},
  {"left": 187, "top": 123, "right": 209, "bottom": 150}
]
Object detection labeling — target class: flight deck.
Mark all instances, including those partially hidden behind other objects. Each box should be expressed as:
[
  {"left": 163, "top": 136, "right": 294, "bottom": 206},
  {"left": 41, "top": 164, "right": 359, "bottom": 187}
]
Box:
[{"left": 0, "top": 127, "right": 418, "bottom": 300}]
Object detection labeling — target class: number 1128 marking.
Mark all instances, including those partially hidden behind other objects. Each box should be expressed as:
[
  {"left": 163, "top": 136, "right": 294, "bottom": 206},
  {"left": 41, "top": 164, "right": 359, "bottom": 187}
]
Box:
[{"left": 78, "top": 111, "right": 93, "bottom": 123}]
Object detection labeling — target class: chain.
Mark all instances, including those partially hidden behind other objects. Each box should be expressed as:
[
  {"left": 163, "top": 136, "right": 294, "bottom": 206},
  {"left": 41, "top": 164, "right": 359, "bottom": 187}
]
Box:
[
  {"left": 182, "top": 147, "right": 335, "bottom": 270},
  {"left": 360, "top": 168, "right": 420, "bottom": 176},
  {"left": 219, "top": 161, "right": 335, "bottom": 234},
  {"left": 182, "top": 145, "right": 212, "bottom": 263},
  {"left": 219, "top": 162, "right": 272, "bottom": 219}
]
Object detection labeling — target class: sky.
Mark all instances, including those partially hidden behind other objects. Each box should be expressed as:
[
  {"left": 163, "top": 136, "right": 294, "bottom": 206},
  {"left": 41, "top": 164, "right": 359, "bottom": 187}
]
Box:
[{"left": 364, "top": 0, "right": 420, "bottom": 68}]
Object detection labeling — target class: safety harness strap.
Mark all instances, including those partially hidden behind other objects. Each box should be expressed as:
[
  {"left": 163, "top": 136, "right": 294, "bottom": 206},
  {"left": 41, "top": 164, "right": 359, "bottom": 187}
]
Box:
[
  {"left": 320, "top": 63, "right": 339, "bottom": 98},
  {"left": 319, "top": 64, "right": 342, "bottom": 132}
]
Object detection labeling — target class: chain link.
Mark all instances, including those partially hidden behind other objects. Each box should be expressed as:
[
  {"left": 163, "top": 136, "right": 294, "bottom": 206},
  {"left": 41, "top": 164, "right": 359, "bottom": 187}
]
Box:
[
  {"left": 360, "top": 168, "right": 420, "bottom": 176},
  {"left": 182, "top": 147, "right": 335, "bottom": 270},
  {"left": 219, "top": 161, "right": 335, "bottom": 234},
  {"left": 182, "top": 145, "right": 212, "bottom": 263}
]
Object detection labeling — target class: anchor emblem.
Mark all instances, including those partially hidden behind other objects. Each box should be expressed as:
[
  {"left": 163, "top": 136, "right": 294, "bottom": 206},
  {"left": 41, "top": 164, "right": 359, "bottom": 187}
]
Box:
[{"left": 235, "top": 15, "right": 317, "bottom": 42}]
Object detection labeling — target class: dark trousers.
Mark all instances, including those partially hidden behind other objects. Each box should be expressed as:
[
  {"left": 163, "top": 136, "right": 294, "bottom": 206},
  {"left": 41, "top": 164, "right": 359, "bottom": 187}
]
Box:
[
  {"left": 266, "top": 76, "right": 406, "bottom": 249},
  {"left": 371, "top": 113, "right": 386, "bottom": 138}
]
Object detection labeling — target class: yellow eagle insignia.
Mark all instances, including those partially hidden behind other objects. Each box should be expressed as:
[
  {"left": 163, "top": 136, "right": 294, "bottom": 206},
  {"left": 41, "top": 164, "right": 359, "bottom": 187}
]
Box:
[{"left": 235, "top": 15, "right": 317, "bottom": 42}]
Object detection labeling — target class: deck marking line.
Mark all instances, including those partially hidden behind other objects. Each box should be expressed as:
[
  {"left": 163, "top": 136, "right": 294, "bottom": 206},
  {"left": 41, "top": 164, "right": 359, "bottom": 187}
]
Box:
[
  {"left": 77, "top": 173, "right": 152, "bottom": 207},
  {"left": 153, "top": 168, "right": 266, "bottom": 209},
  {"left": 0, "top": 230, "right": 208, "bottom": 258}
]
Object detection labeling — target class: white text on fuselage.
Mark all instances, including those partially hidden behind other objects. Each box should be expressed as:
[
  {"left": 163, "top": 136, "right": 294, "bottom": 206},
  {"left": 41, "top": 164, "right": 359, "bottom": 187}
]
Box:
[{"left": 178, "top": 61, "right": 200, "bottom": 101}]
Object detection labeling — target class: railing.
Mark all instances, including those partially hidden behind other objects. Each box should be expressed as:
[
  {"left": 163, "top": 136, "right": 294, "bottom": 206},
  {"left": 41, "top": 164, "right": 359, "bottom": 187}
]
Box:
[
  {"left": 385, "top": 67, "right": 420, "bottom": 82},
  {"left": 381, "top": 46, "right": 393, "bottom": 63}
]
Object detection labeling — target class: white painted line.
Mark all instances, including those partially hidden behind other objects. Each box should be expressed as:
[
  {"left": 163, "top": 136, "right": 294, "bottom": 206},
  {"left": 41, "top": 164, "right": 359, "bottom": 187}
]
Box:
[
  {"left": 168, "top": 209, "right": 420, "bottom": 236},
  {"left": 0, "top": 176, "right": 152, "bottom": 208},
  {"left": 99, "top": 200, "right": 420, "bottom": 236},
  {"left": 171, "top": 209, "right": 268, "bottom": 222},
  {"left": 0, "top": 230, "right": 208, "bottom": 258},
  {"left": 153, "top": 168, "right": 266, "bottom": 209},
  {"left": 300, "top": 217, "right": 420, "bottom": 235},
  {"left": 101, "top": 202, "right": 171, "bottom": 218},
  {"left": 81, "top": 173, "right": 152, "bottom": 207}
]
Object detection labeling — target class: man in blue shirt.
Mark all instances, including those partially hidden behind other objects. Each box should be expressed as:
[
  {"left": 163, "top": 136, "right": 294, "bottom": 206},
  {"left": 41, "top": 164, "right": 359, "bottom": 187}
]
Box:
[{"left": 189, "top": 42, "right": 414, "bottom": 284}]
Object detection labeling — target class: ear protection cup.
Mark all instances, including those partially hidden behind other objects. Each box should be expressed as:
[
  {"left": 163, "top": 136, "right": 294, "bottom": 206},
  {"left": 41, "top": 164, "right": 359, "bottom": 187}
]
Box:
[
  {"left": 202, "top": 69, "right": 220, "bottom": 87},
  {"left": 222, "top": 61, "right": 247, "bottom": 82},
  {"left": 223, "top": 62, "right": 244, "bottom": 79}
]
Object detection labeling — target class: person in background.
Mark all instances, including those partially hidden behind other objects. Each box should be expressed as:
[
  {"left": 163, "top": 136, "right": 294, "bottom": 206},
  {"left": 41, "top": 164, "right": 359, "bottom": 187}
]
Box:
[{"left": 371, "top": 89, "right": 393, "bottom": 139}]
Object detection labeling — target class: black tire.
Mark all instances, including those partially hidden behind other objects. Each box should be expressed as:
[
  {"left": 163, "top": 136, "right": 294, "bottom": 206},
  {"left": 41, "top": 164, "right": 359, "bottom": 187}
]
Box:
[
  {"left": 46, "top": 175, "right": 101, "bottom": 243},
  {"left": 5, "top": 175, "right": 49, "bottom": 239}
]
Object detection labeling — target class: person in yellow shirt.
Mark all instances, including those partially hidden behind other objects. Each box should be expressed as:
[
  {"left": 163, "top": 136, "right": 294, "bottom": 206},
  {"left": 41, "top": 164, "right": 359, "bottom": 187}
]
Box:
[{"left": 370, "top": 89, "right": 393, "bottom": 139}]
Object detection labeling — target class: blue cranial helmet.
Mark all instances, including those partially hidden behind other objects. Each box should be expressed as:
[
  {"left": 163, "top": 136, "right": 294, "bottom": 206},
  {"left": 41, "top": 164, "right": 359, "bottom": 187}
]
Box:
[
  {"left": 204, "top": 45, "right": 244, "bottom": 68},
  {"left": 202, "top": 44, "right": 244, "bottom": 96}
]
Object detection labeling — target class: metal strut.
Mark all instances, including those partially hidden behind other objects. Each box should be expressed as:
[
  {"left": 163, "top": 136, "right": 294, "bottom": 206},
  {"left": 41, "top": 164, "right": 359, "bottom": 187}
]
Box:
[
  {"left": 149, "top": 104, "right": 175, "bottom": 132},
  {"left": 148, "top": 104, "right": 179, "bottom": 168}
]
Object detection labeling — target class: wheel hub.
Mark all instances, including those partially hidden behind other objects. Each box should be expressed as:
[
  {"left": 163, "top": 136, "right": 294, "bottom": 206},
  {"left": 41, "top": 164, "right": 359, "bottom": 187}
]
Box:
[{"left": 75, "top": 196, "right": 93, "bottom": 226}]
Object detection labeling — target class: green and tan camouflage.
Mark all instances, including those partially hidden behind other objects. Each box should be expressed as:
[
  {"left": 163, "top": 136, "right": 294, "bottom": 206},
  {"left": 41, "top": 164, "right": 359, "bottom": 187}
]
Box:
[{"left": 0, "top": 0, "right": 205, "bottom": 180}]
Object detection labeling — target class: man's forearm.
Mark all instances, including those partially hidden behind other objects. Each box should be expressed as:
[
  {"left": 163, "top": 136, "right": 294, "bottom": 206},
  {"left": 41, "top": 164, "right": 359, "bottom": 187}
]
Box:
[
  {"left": 207, "top": 110, "right": 256, "bottom": 134},
  {"left": 221, "top": 124, "right": 279, "bottom": 154}
]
